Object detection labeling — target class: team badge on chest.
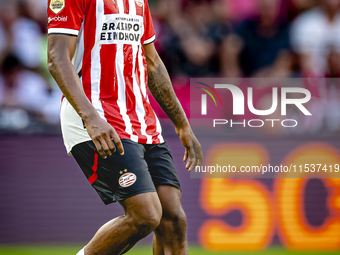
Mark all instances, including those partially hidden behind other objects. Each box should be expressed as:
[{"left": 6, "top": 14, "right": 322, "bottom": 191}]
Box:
[
  {"left": 49, "top": 0, "right": 65, "bottom": 14},
  {"left": 119, "top": 172, "right": 137, "bottom": 187},
  {"left": 135, "top": 0, "right": 143, "bottom": 7}
]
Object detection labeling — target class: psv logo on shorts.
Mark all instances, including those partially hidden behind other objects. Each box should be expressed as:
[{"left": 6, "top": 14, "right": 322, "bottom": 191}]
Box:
[
  {"left": 119, "top": 173, "right": 137, "bottom": 187},
  {"left": 49, "top": 0, "right": 65, "bottom": 14}
]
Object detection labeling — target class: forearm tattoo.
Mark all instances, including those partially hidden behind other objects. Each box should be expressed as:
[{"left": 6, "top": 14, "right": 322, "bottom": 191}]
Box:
[{"left": 147, "top": 64, "right": 187, "bottom": 128}]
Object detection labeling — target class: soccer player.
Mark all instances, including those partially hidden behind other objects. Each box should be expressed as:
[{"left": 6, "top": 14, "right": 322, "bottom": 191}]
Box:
[{"left": 47, "top": 0, "right": 203, "bottom": 254}]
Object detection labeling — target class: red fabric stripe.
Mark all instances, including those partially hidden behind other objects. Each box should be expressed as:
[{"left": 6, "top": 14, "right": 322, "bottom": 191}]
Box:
[
  {"left": 123, "top": 44, "right": 147, "bottom": 143},
  {"left": 124, "top": 0, "right": 129, "bottom": 14},
  {"left": 100, "top": 45, "right": 118, "bottom": 101},
  {"left": 104, "top": 0, "right": 118, "bottom": 14},
  {"left": 134, "top": 46, "right": 141, "bottom": 89},
  {"left": 145, "top": 105, "right": 161, "bottom": 144},
  {"left": 134, "top": 46, "right": 149, "bottom": 144},
  {"left": 100, "top": 44, "right": 128, "bottom": 137},
  {"left": 88, "top": 152, "right": 99, "bottom": 185},
  {"left": 135, "top": 1, "right": 143, "bottom": 16},
  {"left": 134, "top": 46, "right": 147, "bottom": 144}
]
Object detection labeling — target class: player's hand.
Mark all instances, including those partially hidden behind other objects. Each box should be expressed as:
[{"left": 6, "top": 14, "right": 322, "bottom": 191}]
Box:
[
  {"left": 84, "top": 116, "right": 124, "bottom": 159},
  {"left": 176, "top": 125, "right": 203, "bottom": 172}
]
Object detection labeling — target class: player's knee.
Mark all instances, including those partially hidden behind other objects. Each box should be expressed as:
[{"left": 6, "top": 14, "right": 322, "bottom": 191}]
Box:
[
  {"left": 177, "top": 210, "right": 187, "bottom": 226},
  {"left": 128, "top": 200, "right": 162, "bottom": 237},
  {"left": 172, "top": 209, "right": 187, "bottom": 227},
  {"left": 133, "top": 209, "right": 161, "bottom": 237},
  {"left": 140, "top": 210, "right": 161, "bottom": 230},
  {"left": 163, "top": 207, "right": 187, "bottom": 230}
]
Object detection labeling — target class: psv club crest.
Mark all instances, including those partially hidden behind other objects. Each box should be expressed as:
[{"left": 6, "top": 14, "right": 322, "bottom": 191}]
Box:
[
  {"left": 135, "top": 0, "right": 143, "bottom": 7},
  {"left": 119, "top": 172, "right": 137, "bottom": 187},
  {"left": 49, "top": 0, "right": 65, "bottom": 14}
]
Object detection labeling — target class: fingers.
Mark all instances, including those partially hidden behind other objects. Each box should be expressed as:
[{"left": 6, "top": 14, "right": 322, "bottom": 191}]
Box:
[
  {"left": 183, "top": 148, "right": 189, "bottom": 162},
  {"left": 93, "top": 130, "right": 123, "bottom": 159},
  {"left": 196, "top": 143, "right": 204, "bottom": 170},
  {"left": 99, "top": 137, "right": 112, "bottom": 158},
  {"left": 105, "top": 134, "right": 116, "bottom": 154},
  {"left": 87, "top": 120, "right": 124, "bottom": 158},
  {"left": 185, "top": 140, "right": 203, "bottom": 172},
  {"left": 185, "top": 141, "right": 196, "bottom": 171},
  {"left": 111, "top": 130, "right": 124, "bottom": 155},
  {"left": 196, "top": 153, "right": 203, "bottom": 170},
  {"left": 94, "top": 135, "right": 123, "bottom": 159},
  {"left": 188, "top": 149, "right": 197, "bottom": 172},
  {"left": 92, "top": 139, "right": 107, "bottom": 159},
  {"left": 185, "top": 153, "right": 190, "bottom": 169}
]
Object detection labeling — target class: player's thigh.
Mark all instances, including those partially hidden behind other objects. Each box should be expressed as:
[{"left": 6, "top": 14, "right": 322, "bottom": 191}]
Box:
[{"left": 120, "top": 191, "right": 162, "bottom": 223}]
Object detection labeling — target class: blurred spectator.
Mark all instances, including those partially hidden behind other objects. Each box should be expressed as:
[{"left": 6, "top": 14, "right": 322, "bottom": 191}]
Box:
[
  {"left": 286, "top": 0, "right": 319, "bottom": 20},
  {"left": 0, "top": 0, "right": 60, "bottom": 132},
  {"left": 153, "top": 0, "right": 231, "bottom": 77},
  {"left": 224, "top": 0, "right": 258, "bottom": 23},
  {"left": 0, "top": 55, "right": 61, "bottom": 130},
  {"left": 326, "top": 48, "right": 340, "bottom": 77},
  {"left": 290, "top": 0, "right": 340, "bottom": 77},
  {"left": 221, "top": 0, "right": 292, "bottom": 78},
  {"left": 152, "top": 0, "right": 184, "bottom": 76},
  {"left": 0, "top": 1, "right": 44, "bottom": 69}
]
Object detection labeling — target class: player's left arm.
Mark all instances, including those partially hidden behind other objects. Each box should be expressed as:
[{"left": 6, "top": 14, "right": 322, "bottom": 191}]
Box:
[{"left": 144, "top": 43, "right": 203, "bottom": 172}]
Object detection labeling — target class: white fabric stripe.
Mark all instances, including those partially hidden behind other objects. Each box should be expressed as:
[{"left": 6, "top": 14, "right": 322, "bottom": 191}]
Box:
[
  {"left": 144, "top": 35, "right": 156, "bottom": 45},
  {"left": 48, "top": 28, "right": 79, "bottom": 35},
  {"left": 137, "top": 41, "right": 152, "bottom": 143},
  {"left": 136, "top": 12, "right": 152, "bottom": 142},
  {"left": 129, "top": 0, "right": 136, "bottom": 15},
  {"left": 145, "top": 91, "right": 163, "bottom": 143},
  {"left": 90, "top": 0, "right": 106, "bottom": 119},
  {"left": 155, "top": 115, "right": 164, "bottom": 143},
  {"left": 138, "top": 40, "right": 147, "bottom": 98},
  {"left": 72, "top": 23, "right": 84, "bottom": 74},
  {"left": 117, "top": 0, "right": 124, "bottom": 13},
  {"left": 138, "top": 4, "right": 155, "bottom": 143},
  {"left": 116, "top": 0, "right": 138, "bottom": 142},
  {"left": 130, "top": 0, "right": 153, "bottom": 143},
  {"left": 140, "top": 1, "right": 146, "bottom": 97}
]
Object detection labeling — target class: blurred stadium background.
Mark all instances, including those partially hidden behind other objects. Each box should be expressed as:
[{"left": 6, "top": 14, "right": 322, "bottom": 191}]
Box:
[{"left": 1, "top": 0, "right": 340, "bottom": 254}]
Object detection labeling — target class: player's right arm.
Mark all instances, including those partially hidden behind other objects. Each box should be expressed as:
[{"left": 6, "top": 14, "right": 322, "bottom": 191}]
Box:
[
  {"left": 47, "top": 35, "right": 124, "bottom": 158},
  {"left": 144, "top": 43, "right": 203, "bottom": 172}
]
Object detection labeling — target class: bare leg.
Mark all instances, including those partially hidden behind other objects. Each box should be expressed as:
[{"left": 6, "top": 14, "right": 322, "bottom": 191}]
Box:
[
  {"left": 84, "top": 192, "right": 162, "bottom": 255},
  {"left": 153, "top": 186, "right": 188, "bottom": 255}
]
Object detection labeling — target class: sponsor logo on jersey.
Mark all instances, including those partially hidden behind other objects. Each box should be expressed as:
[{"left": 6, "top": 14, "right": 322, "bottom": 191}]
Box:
[
  {"left": 135, "top": 0, "right": 143, "bottom": 7},
  {"left": 49, "top": 0, "right": 65, "bottom": 14},
  {"left": 48, "top": 16, "right": 68, "bottom": 23},
  {"left": 119, "top": 173, "right": 137, "bottom": 187},
  {"left": 100, "top": 15, "right": 142, "bottom": 45}
]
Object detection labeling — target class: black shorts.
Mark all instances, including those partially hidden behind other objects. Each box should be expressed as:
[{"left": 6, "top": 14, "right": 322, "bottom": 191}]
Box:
[{"left": 71, "top": 139, "right": 181, "bottom": 205}]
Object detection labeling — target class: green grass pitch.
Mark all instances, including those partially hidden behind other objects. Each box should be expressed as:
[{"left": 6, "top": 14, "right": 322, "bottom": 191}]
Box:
[{"left": 0, "top": 245, "right": 340, "bottom": 255}]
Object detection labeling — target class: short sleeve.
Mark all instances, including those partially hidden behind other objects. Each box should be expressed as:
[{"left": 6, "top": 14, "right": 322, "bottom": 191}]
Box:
[
  {"left": 142, "top": 0, "right": 155, "bottom": 45},
  {"left": 47, "top": 0, "right": 84, "bottom": 36}
]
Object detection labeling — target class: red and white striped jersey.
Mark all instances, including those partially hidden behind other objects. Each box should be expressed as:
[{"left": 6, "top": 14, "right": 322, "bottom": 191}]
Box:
[{"left": 48, "top": 0, "right": 164, "bottom": 151}]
